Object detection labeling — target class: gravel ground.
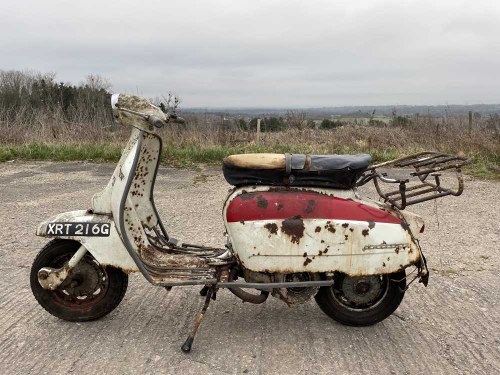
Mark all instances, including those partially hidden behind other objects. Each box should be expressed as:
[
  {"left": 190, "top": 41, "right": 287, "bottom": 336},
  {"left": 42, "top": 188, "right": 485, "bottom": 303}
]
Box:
[{"left": 0, "top": 161, "right": 498, "bottom": 375}]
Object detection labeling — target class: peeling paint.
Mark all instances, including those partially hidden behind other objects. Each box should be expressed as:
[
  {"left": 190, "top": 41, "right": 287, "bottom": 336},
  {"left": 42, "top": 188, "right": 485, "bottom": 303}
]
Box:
[
  {"left": 325, "top": 222, "right": 336, "bottom": 233},
  {"left": 305, "top": 199, "right": 316, "bottom": 214},
  {"left": 281, "top": 216, "right": 305, "bottom": 244},
  {"left": 264, "top": 223, "right": 278, "bottom": 235},
  {"left": 257, "top": 195, "right": 269, "bottom": 209}
]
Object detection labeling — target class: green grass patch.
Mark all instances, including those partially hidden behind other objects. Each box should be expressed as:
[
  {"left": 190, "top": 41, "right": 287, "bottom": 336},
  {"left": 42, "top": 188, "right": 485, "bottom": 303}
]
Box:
[
  {"left": 1, "top": 142, "right": 498, "bottom": 180},
  {"left": 0, "top": 143, "right": 123, "bottom": 163}
]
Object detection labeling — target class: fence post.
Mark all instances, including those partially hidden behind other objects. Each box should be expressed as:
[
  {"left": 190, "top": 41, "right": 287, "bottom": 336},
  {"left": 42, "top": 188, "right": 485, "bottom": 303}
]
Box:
[
  {"left": 256, "top": 118, "right": 261, "bottom": 145},
  {"left": 468, "top": 111, "right": 472, "bottom": 135}
]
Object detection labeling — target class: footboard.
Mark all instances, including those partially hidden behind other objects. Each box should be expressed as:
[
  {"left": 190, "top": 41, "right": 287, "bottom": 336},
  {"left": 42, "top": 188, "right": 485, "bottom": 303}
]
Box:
[{"left": 357, "top": 152, "right": 470, "bottom": 210}]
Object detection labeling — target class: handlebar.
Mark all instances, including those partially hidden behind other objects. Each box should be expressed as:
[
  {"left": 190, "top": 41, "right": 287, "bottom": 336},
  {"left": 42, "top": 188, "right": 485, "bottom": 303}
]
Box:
[
  {"left": 146, "top": 114, "right": 185, "bottom": 128},
  {"left": 112, "top": 94, "right": 186, "bottom": 128},
  {"left": 168, "top": 115, "right": 186, "bottom": 125}
]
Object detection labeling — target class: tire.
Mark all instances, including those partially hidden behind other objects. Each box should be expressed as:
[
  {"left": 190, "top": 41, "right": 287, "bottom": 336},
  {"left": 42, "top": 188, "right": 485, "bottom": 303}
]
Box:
[
  {"left": 315, "top": 271, "right": 406, "bottom": 326},
  {"left": 30, "top": 239, "right": 128, "bottom": 322}
]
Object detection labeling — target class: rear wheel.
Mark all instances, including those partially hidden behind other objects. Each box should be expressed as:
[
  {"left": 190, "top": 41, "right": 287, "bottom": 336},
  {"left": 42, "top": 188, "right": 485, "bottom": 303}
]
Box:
[
  {"left": 30, "top": 239, "right": 128, "bottom": 322},
  {"left": 315, "top": 271, "right": 406, "bottom": 326}
]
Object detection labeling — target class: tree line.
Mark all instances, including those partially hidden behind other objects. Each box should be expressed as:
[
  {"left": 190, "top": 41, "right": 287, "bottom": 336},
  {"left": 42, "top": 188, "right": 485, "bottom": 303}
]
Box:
[{"left": 0, "top": 70, "right": 113, "bottom": 124}]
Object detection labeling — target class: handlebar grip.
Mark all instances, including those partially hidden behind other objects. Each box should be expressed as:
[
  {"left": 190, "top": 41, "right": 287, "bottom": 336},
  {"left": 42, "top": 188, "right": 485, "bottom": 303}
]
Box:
[
  {"left": 147, "top": 115, "right": 167, "bottom": 128},
  {"left": 170, "top": 116, "right": 186, "bottom": 125}
]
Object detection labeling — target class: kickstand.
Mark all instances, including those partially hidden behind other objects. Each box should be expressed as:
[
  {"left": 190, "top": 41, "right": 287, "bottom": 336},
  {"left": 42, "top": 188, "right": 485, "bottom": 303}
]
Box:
[
  {"left": 181, "top": 286, "right": 215, "bottom": 353},
  {"left": 199, "top": 285, "right": 209, "bottom": 296}
]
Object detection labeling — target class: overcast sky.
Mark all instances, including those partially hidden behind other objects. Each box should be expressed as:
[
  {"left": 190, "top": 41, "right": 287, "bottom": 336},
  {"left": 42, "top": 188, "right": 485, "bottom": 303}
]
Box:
[{"left": 1, "top": 0, "right": 499, "bottom": 107}]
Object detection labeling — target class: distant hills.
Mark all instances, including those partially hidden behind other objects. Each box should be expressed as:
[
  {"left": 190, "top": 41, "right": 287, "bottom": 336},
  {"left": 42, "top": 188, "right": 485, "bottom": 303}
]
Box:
[{"left": 184, "top": 104, "right": 500, "bottom": 117}]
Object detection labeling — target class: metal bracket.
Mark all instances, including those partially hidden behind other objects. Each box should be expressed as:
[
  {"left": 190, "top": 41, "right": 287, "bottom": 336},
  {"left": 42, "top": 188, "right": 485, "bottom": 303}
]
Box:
[
  {"left": 357, "top": 152, "right": 470, "bottom": 210},
  {"left": 37, "top": 245, "right": 88, "bottom": 290}
]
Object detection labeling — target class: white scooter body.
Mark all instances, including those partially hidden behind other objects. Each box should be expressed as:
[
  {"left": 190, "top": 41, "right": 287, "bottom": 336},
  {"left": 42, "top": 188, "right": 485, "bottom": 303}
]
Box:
[{"left": 32, "top": 93, "right": 468, "bottom": 352}]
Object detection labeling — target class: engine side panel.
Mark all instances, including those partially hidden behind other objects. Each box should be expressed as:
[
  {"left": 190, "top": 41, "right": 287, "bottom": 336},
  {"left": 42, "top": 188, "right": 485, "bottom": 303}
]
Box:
[{"left": 224, "top": 187, "right": 421, "bottom": 276}]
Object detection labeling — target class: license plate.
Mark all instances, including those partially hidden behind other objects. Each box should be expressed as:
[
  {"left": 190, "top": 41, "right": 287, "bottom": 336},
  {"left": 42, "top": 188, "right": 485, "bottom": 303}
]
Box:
[{"left": 46, "top": 222, "right": 111, "bottom": 237}]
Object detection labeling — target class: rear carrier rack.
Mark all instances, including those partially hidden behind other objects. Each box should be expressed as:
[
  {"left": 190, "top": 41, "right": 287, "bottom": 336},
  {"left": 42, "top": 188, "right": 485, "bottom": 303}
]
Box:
[{"left": 357, "top": 152, "right": 470, "bottom": 210}]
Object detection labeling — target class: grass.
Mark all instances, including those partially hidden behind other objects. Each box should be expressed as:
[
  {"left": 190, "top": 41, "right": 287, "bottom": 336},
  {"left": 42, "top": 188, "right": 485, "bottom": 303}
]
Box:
[
  {"left": 1, "top": 141, "right": 498, "bottom": 180},
  {"left": 0, "top": 143, "right": 123, "bottom": 163}
]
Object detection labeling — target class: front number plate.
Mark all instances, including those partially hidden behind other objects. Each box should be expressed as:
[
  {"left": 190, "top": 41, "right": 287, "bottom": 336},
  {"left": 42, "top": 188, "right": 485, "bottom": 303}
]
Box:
[{"left": 46, "top": 222, "right": 111, "bottom": 237}]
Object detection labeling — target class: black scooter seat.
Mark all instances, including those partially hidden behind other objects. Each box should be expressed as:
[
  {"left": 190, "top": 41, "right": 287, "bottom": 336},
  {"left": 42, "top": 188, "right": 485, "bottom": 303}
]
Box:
[{"left": 223, "top": 153, "right": 371, "bottom": 189}]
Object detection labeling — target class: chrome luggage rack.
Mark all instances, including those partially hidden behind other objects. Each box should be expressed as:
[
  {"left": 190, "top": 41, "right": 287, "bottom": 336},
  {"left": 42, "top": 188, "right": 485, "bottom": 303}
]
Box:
[{"left": 357, "top": 152, "right": 471, "bottom": 210}]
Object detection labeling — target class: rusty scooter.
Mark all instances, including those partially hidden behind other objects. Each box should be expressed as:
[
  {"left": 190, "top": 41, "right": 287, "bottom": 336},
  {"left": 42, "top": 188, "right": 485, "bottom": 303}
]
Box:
[{"left": 30, "top": 94, "right": 469, "bottom": 352}]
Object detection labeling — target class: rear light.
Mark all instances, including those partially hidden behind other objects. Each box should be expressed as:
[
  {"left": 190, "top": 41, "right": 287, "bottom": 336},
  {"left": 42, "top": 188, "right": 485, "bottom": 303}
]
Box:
[{"left": 419, "top": 224, "right": 425, "bottom": 233}]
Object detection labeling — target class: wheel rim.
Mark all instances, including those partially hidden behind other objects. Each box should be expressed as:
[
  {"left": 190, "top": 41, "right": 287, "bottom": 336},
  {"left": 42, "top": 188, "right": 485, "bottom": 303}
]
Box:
[
  {"left": 46, "top": 252, "right": 110, "bottom": 311},
  {"left": 330, "top": 274, "right": 389, "bottom": 311}
]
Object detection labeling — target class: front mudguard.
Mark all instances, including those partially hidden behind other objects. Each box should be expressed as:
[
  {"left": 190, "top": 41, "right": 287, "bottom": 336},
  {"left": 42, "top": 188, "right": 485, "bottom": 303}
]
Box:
[{"left": 36, "top": 210, "right": 139, "bottom": 272}]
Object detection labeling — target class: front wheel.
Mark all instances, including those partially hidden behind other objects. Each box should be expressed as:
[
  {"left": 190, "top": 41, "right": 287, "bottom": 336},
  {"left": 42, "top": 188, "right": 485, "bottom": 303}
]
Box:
[
  {"left": 30, "top": 239, "right": 128, "bottom": 322},
  {"left": 315, "top": 271, "right": 406, "bottom": 326}
]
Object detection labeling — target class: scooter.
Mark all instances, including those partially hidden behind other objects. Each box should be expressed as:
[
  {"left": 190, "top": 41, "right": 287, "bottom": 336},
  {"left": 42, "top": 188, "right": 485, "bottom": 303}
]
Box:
[{"left": 30, "top": 94, "right": 469, "bottom": 352}]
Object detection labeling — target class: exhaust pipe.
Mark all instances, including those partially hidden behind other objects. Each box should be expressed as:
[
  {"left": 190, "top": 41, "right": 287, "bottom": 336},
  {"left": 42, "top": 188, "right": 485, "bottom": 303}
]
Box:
[
  {"left": 228, "top": 287, "right": 269, "bottom": 304},
  {"left": 227, "top": 268, "right": 269, "bottom": 304}
]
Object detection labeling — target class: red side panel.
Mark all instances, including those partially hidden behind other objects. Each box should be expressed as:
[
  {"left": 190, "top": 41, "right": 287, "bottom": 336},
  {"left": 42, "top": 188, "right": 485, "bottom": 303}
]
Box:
[{"left": 226, "top": 191, "right": 400, "bottom": 224}]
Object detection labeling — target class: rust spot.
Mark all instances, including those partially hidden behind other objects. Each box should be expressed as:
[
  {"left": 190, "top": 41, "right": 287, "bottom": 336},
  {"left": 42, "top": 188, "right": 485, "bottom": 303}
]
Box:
[
  {"left": 382, "top": 241, "right": 387, "bottom": 244},
  {"left": 240, "top": 193, "right": 253, "bottom": 201},
  {"left": 146, "top": 215, "right": 152, "bottom": 222},
  {"left": 305, "top": 199, "right": 316, "bottom": 214},
  {"left": 400, "top": 221, "right": 410, "bottom": 232},
  {"left": 395, "top": 246, "right": 400, "bottom": 254},
  {"left": 342, "top": 223, "right": 349, "bottom": 228},
  {"left": 303, "top": 257, "right": 312, "bottom": 266},
  {"left": 276, "top": 203, "right": 284, "bottom": 211},
  {"left": 321, "top": 240, "right": 325, "bottom": 243},
  {"left": 281, "top": 216, "right": 305, "bottom": 244},
  {"left": 318, "top": 250, "right": 323, "bottom": 256},
  {"left": 344, "top": 235, "right": 349, "bottom": 240},
  {"left": 362, "top": 229, "right": 369, "bottom": 237},
  {"left": 349, "top": 228, "right": 354, "bottom": 232},
  {"left": 264, "top": 223, "right": 278, "bottom": 235},
  {"left": 324, "top": 248, "right": 329, "bottom": 253},
  {"left": 257, "top": 195, "right": 269, "bottom": 209},
  {"left": 382, "top": 262, "right": 386, "bottom": 267},
  {"left": 325, "top": 223, "right": 336, "bottom": 233},
  {"left": 315, "top": 226, "right": 321, "bottom": 233},
  {"left": 240, "top": 220, "right": 245, "bottom": 225},
  {"left": 303, "top": 252, "right": 307, "bottom": 257}
]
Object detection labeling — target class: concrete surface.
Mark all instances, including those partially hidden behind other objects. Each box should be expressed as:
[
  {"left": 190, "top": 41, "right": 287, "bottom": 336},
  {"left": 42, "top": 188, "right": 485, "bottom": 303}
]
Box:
[{"left": 0, "top": 161, "right": 498, "bottom": 374}]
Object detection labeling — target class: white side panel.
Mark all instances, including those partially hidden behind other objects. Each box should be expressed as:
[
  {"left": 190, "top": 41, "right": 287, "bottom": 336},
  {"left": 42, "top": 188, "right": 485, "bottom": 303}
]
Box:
[{"left": 227, "top": 219, "right": 419, "bottom": 275}]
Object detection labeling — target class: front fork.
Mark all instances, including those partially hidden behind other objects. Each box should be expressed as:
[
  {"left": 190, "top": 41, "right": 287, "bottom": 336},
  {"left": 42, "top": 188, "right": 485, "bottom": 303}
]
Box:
[{"left": 37, "top": 245, "right": 88, "bottom": 290}]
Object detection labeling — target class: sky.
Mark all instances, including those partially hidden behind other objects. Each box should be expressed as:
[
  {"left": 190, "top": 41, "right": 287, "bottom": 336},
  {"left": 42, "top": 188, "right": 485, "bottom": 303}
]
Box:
[{"left": 1, "top": 0, "right": 499, "bottom": 107}]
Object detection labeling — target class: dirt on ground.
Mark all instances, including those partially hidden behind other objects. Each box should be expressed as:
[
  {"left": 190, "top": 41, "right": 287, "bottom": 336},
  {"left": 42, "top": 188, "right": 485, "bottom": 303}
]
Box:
[{"left": 0, "top": 161, "right": 498, "bottom": 375}]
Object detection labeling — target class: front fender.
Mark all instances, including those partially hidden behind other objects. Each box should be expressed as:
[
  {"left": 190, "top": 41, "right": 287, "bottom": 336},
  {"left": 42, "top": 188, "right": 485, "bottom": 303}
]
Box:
[{"left": 36, "top": 210, "right": 139, "bottom": 272}]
